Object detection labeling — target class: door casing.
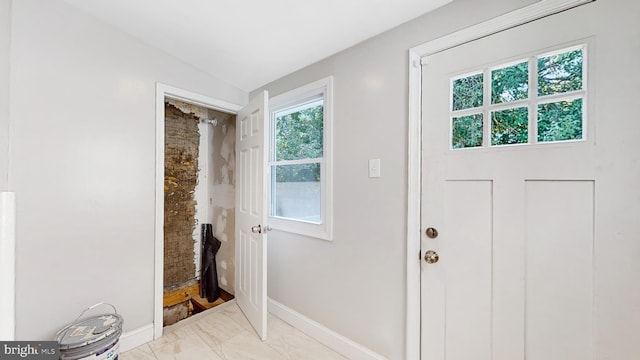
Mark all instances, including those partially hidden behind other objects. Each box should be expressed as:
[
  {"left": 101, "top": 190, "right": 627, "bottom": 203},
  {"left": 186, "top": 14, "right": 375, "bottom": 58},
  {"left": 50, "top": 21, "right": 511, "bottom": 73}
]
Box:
[{"left": 404, "top": 0, "right": 594, "bottom": 358}]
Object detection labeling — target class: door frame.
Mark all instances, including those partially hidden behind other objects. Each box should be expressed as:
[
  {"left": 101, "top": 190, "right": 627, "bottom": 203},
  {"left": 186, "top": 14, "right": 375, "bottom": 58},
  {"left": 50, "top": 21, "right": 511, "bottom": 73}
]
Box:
[
  {"left": 404, "top": 0, "right": 593, "bottom": 358},
  {"left": 154, "top": 83, "right": 243, "bottom": 339},
  {"left": 0, "top": 191, "right": 15, "bottom": 341}
]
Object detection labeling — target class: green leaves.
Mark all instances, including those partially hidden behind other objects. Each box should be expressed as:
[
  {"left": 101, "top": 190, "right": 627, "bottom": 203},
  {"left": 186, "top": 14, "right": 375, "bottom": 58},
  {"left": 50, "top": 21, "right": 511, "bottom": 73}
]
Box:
[
  {"left": 452, "top": 114, "right": 483, "bottom": 149},
  {"left": 538, "top": 99, "right": 583, "bottom": 142},
  {"left": 452, "top": 73, "right": 483, "bottom": 111},
  {"left": 491, "top": 107, "right": 528, "bottom": 145},
  {"left": 274, "top": 104, "right": 323, "bottom": 182},
  {"left": 275, "top": 105, "right": 323, "bottom": 161},
  {"left": 450, "top": 46, "right": 584, "bottom": 148},
  {"left": 538, "top": 49, "right": 583, "bottom": 96},
  {"left": 492, "top": 61, "right": 529, "bottom": 104}
]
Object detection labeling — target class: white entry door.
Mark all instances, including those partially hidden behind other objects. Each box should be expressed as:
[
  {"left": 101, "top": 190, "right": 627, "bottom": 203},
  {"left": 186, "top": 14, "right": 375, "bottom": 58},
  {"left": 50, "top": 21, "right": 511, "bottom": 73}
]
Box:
[
  {"left": 236, "top": 90, "right": 269, "bottom": 340},
  {"left": 421, "top": 2, "right": 640, "bottom": 360}
]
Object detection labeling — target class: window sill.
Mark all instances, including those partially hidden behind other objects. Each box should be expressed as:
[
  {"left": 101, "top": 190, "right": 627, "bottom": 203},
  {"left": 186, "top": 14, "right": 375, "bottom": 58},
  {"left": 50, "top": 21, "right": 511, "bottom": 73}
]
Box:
[{"left": 268, "top": 216, "right": 333, "bottom": 241}]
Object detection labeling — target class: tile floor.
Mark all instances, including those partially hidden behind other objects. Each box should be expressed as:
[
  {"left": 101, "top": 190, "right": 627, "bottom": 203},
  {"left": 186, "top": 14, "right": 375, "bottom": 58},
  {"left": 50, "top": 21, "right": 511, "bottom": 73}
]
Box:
[{"left": 120, "top": 301, "right": 347, "bottom": 360}]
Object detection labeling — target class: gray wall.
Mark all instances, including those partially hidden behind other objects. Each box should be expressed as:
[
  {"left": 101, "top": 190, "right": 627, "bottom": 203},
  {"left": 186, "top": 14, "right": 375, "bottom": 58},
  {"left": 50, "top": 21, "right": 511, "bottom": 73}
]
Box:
[
  {"left": 0, "top": 0, "right": 10, "bottom": 190},
  {"left": 251, "top": 0, "right": 536, "bottom": 358},
  {"left": 9, "top": 0, "right": 247, "bottom": 339}
]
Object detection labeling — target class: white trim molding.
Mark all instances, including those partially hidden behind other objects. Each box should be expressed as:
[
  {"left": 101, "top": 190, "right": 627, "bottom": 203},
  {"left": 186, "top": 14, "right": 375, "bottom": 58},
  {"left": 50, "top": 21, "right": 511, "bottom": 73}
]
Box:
[
  {"left": 0, "top": 192, "right": 16, "bottom": 341},
  {"left": 405, "top": 0, "right": 595, "bottom": 358},
  {"left": 268, "top": 298, "right": 387, "bottom": 360},
  {"left": 268, "top": 76, "right": 334, "bottom": 241},
  {"left": 119, "top": 324, "right": 154, "bottom": 353},
  {"left": 154, "top": 83, "right": 243, "bottom": 340}
]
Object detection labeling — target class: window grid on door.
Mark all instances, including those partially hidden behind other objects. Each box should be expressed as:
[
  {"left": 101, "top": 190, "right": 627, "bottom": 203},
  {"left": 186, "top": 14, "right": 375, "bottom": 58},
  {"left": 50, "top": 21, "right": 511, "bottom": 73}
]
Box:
[{"left": 449, "top": 44, "right": 586, "bottom": 150}]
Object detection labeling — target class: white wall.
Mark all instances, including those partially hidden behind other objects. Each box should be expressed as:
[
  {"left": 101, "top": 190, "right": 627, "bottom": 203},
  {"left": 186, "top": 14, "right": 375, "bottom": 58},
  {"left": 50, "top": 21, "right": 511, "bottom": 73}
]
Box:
[
  {"left": 252, "top": 0, "right": 536, "bottom": 358},
  {"left": 0, "top": 0, "right": 10, "bottom": 190},
  {"left": 8, "top": 0, "right": 247, "bottom": 339}
]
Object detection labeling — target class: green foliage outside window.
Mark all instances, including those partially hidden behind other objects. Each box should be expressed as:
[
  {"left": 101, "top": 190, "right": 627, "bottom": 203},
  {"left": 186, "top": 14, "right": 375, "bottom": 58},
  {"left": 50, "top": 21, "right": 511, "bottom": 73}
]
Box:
[
  {"left": 450, "top": 47, "right": 584, "bottom": 148},
  {"left": 538, "top": 99, "right": 583, "bottom": 142},
  {"left": 452, "top": 114, "right": 483, "bottom": 149},
  {"left": 491, "top": 107, "right": 529, "bottom": 145},
  {"left": 492, "top": 61, "right": 529, "bottom": 104},
  {"left": 452, "top": 73, "right": 483, "bottom": 111},
  {"left": 274, "top": 104, "right": 323, "bottom": 182},
  {"left": 538, "top": 49, "right": 583, "bottom": 96}
]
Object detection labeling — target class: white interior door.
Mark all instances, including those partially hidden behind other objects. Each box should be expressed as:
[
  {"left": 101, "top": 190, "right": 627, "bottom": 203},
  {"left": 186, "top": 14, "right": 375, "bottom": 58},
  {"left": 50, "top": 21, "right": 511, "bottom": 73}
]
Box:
[
  {"left": 236, "top": 90, "right": 269, "bottom": 340},
  {"left": 421, "top": 2, "right": 640, "bottom": 359}
]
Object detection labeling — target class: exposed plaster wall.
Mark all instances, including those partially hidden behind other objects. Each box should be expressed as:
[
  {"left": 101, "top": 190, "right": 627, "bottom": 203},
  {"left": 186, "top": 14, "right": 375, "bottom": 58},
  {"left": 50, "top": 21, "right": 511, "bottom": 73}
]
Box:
[
  {"left": 167, "top": 98, "right": 209, "bottom": 281},
  {"left": 166, "top": 99, "right": 210, "bottom": 120},
  {"left": 166, "top": 99, "right": 237, "bottom": 295},
  {"left": 163, "top": 102, "right": 199, "bottom": 290},
  {"left": 209, "top": 110, "right": 236, "bottom": 294}
]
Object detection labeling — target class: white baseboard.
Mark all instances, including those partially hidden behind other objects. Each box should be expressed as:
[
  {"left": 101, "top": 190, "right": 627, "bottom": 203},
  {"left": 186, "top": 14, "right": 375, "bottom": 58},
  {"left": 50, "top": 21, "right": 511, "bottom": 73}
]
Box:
[
  {"left": 268, "top": 298, "right": 387, "bottom": 360},
  {"left": 119, "top": 324, "right": 154, "bottom": 353}
]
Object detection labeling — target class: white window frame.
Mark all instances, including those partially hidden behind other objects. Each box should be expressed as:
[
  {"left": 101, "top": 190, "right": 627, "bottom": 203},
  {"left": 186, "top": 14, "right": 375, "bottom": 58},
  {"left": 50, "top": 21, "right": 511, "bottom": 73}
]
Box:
[
  {"left": 268, "top": 76, "right": 333, "bottom": 241},
  {"left": 449, "top": 43, "right": 587, "bottom": 150}
]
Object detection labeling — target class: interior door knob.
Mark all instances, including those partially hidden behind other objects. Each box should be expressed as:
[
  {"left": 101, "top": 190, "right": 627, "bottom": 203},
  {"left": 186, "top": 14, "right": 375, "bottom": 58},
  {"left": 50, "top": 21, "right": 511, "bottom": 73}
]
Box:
[
  {"left": 424, "top": 250, "right": 439, "bottom": 264},
  {"left": 251, "top": 225, "right": 272, "bottom": 234}
]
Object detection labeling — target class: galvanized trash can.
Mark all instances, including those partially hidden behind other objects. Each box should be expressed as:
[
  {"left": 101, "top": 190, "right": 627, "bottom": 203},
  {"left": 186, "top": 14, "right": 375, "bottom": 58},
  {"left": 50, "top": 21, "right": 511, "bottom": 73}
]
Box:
[{"left": 54, "top": 303, "right": 124, "bottom": 360}]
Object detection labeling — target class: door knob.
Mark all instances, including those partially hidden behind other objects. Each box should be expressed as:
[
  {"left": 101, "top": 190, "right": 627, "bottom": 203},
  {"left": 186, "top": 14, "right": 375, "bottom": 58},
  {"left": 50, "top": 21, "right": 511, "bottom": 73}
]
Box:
[
  {"left": 425, "top": 227, "right": 438, "bottom": 239},
  {"left": 251, "top": 225, "right": 272, "bottom": 234},
  {"left": 424, "top": 250, "right": 439, "bottom": 264}
]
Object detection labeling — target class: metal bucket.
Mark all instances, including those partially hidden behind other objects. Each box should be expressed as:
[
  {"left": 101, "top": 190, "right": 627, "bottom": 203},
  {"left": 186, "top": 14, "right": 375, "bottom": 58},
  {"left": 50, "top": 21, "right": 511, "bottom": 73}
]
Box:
[{"left": 54, "top": 303, "right": 124, "bottom": 360}]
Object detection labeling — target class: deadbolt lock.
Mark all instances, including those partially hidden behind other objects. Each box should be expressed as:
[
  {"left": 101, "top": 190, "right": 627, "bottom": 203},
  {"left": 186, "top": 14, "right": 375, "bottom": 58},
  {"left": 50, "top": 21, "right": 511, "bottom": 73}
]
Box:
[{"left": 425, "top": 227, "right": 438, "bottom": 239}]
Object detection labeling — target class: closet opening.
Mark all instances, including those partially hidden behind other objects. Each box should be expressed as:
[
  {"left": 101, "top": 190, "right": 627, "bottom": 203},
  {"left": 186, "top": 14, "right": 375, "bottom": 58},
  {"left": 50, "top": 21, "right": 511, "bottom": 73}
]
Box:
[{"left": 162, "top": 98, "right": 237, "bottom": 326}]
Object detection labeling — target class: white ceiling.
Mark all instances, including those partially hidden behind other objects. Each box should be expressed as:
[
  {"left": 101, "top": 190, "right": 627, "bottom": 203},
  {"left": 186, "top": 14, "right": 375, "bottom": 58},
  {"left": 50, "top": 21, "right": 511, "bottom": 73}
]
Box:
[{"left": 63, "top": 0, "right": 451, "bottom": 92}]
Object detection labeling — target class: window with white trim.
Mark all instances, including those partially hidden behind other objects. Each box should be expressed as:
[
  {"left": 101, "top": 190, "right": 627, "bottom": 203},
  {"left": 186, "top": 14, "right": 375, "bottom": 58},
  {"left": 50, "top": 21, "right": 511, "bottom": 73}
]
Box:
[
  {"left": 450, "top": 44, "right": 586, "bottom": 149},
  {"left": 268, "top": 77, "right": 333, "bottom": 240}
]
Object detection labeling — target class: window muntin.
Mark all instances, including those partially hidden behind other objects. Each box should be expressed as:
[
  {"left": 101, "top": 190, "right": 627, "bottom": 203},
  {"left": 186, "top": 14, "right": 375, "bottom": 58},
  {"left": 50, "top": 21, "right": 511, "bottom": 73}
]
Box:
[
  {"left": 450, "top": 45, "right": 585, "bottom": 149},
  {"left": 268, "top": 77, "right": 333, "bottom": 240}
]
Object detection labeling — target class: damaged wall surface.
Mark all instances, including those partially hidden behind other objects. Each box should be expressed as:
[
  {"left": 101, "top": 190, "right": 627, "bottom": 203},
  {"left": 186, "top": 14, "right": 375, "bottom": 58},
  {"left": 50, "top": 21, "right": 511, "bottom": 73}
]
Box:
[
  {"left": 209, "top": 111, "right": 236, "bottom": 294},
  {"left": 165, "top": 99, "right": 237, "bottom": 296},
  {"left": 164, "top": 102, "right": 199, "bottom": 289}
]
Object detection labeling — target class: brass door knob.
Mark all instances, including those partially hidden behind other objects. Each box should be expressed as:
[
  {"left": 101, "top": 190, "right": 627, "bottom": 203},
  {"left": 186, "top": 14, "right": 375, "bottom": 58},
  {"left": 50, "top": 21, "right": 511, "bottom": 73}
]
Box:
[
  {"left": 424, "top": 250, "right": 439, "bottom": 264},
  {"left": 425, "top": 227, "right": 438, "bottom": 239}
]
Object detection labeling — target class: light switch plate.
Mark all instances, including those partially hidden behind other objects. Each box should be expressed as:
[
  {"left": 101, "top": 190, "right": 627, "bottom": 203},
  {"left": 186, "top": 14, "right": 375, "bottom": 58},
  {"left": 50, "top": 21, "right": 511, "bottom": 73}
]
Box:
[{"left": 369, "top": 159, "right": 381, "bottom": 178}]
